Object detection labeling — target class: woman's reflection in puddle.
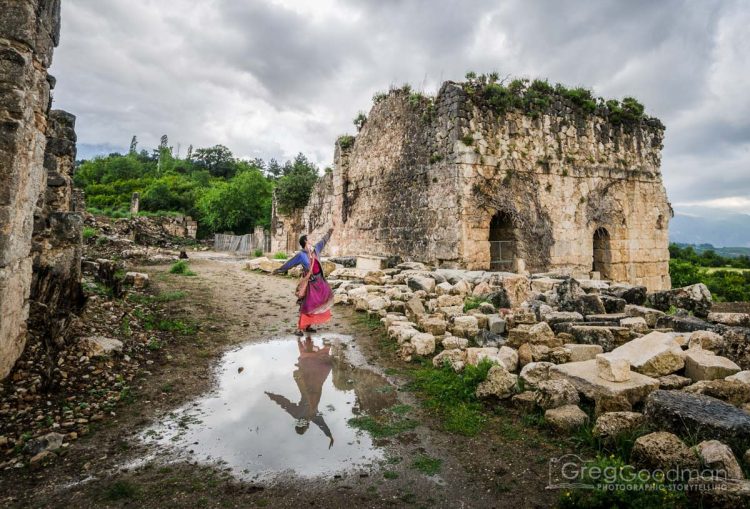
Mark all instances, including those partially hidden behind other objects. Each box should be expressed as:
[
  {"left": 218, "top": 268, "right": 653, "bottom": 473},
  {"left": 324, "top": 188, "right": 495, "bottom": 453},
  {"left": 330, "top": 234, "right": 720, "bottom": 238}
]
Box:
[{"left": 265, "top": 336, "right": 334, "bottom": 448}]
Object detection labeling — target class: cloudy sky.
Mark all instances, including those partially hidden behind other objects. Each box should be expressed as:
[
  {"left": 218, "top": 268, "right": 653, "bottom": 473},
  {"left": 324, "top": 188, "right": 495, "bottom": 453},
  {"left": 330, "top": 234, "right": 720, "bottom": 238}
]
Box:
[{"left": 50, "top": 0, "right": 749, "bottom": 218}]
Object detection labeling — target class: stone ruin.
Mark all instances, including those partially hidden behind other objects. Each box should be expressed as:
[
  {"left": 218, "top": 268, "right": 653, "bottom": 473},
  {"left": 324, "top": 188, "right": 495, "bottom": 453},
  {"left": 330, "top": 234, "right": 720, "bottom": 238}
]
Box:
[
  {"left": 272, "top": 82, "right": 672, "bottom": 291},
  {"left": 0, "top": 0, "right": 83, "bottom": 379}
]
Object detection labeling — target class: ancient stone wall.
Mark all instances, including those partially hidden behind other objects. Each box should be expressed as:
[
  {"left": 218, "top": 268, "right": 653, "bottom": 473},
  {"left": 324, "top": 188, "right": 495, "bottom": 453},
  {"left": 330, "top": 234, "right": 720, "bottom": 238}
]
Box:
[
  {"left": 273, "top": 81, "right": 672, "bottom": 290},
  {"left": 29, "top": 110, "right": 84, "bottom": 357},
  {"left": 0, "top": 0, "right": 63, "bottom": 379}
]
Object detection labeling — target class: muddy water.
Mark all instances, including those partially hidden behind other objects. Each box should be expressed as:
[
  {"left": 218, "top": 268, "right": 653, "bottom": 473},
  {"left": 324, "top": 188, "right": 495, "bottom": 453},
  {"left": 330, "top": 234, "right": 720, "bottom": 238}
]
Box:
[{"left": 142, "top": 334, "right": 396, "bottom": 480}]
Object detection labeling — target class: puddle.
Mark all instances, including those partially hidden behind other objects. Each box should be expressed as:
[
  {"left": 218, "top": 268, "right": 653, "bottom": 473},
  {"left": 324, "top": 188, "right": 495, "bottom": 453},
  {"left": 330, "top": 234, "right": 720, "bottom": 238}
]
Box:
[{"left": 141, "top": 334, "right": 397, "bottom": 480}]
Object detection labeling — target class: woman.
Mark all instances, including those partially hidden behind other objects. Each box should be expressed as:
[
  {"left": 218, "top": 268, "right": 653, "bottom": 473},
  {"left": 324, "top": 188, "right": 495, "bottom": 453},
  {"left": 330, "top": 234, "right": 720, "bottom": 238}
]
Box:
[{"left": 274, "top": 228, "right": 334, "bottom": 336}]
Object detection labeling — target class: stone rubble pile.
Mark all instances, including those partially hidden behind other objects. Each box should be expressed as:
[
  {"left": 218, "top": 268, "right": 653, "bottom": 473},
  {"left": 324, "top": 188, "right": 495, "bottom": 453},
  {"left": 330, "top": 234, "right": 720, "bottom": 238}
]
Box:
[{"left": 257, "top": 258, "right": 750, "bottom": 496}]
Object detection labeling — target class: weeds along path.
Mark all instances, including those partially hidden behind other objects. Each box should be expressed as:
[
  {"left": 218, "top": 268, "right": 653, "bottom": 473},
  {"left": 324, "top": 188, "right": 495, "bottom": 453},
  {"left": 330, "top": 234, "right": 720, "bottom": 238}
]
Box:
[{"left": 1, "top": 252, "right": 568, "bottom": 508}]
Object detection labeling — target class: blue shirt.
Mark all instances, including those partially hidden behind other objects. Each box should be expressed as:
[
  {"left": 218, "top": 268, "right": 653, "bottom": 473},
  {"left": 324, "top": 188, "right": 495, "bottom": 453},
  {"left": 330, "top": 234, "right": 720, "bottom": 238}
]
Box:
[{"left": 276, "top": 231, "right": 332, "bottom": 274}]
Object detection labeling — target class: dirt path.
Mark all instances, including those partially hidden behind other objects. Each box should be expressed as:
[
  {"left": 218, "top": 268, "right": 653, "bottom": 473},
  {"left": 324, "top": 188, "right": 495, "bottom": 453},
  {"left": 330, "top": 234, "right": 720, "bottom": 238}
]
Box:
[{"left": 1, "top": 253, "right": 569, "bottom": 508}]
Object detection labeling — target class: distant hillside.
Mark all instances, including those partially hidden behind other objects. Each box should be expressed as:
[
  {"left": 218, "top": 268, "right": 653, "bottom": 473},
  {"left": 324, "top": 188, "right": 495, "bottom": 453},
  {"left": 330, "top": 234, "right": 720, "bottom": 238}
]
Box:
[{"left": 670, "top": 213, "right": 750, "bottom": 248}]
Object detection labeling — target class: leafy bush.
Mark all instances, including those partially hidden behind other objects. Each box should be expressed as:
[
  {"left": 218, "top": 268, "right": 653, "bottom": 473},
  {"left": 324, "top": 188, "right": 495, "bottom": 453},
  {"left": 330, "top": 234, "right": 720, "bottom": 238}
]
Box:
[
  {"left": 169, "top": 260, "right": 196, "bottom": 276},
  {"left": 82, "top": 226, "right": 98, "bottom": 240},
  {"left": 273, "top": 252, "right": 288, "bottom": 260},
  {"left": 353, "top": 112, "right": 367, "bottom": 131},
  {"left": 253, "top": 248, "right": 263, "bottom": 257},
  {"left": 337, "top": 135, "right": 355, "bottom": 150}
]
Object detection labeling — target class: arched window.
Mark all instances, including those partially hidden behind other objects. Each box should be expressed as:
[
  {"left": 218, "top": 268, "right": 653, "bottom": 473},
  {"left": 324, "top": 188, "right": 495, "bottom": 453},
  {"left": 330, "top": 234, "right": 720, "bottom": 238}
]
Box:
[
  {"left": 489, "top": 212, "right": 515, "bottom": 271},
  {"left": 592, "top": 227, "right": 611, "bottom": 279}
]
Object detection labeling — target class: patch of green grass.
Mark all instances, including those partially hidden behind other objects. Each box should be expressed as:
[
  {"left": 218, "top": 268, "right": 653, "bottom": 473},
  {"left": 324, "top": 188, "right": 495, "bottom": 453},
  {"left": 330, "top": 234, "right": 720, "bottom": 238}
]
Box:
[
  {"left": 83, "top": 281, "right": 113, "bottom": 298},
  {"left": 147, "top": 318, "right": 196, "bottom": 335},
  {"left": 82, "top": 226, "right": 98, "bottom": 239},
  {"left": 147, "top": 338, "right": 163, "bottom": 351},
  {"left": 273, "top": 251, "right": 288, "bottom": 260},
  {"left": 462, "top": 295, "right": 489, "bottom": 312},
  {"left": 103, "top": 480, "right": 140, "bottom": 501},
  {"left": 169, "top": 260, "right": 196, "bottom": 276},
  {"left": 558, "top": 454, "right": 687, "bottom": 509},
  {"left": 408, "top": 360, "right": 492, "bottom": 436},
  {"left": 383, "top": 470, "right": 399, "bottom": 479},
  {"left": 252, "top": 248, "right": 264, "bottom": 257},
  {"left": 411, "top": 454, "right": 442, "bottom": 475},
  {"left": 389, "top": 404, "right": 413, "bottom": 416},
  {"left": 348, "top": 415, "right": 418, "bottom": 438},
  {"left": 356, "top": 313, "right": 382, "bottom": 330},
  {"left": 460, "top": 134, "right": 474, "bottom": 146}
]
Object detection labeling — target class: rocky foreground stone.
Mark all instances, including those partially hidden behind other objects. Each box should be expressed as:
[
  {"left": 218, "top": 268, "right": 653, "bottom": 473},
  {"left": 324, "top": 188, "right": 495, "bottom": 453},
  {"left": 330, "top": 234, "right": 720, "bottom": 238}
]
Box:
[{"left": 256, "top": 258, "right": 750, "bottom": 498}]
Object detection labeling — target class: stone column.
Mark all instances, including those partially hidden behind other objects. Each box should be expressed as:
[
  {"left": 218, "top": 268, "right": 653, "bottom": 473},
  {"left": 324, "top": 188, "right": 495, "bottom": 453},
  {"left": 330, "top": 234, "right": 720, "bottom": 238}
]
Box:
[
  {"left": 0, "top": 0, "right": 62, "bottom": 379},
  {"left": 130, "top": 192, "right": 140, "bottom": 215}
]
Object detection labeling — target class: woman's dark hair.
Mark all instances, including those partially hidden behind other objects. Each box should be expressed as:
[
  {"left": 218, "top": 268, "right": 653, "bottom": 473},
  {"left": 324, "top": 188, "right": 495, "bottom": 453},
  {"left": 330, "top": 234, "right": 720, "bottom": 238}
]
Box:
[{"left": 299, "top": 235, "right": 308, "bottom": 249}]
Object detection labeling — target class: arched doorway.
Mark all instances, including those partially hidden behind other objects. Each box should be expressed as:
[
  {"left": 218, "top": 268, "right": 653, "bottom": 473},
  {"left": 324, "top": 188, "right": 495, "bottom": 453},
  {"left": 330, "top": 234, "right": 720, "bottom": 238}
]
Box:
[
  {"left": 592, "top": 227, "right": 611, "bottom": 279},
  {"left": 489, "top": 212, "right": 515, "bottom": 271}
]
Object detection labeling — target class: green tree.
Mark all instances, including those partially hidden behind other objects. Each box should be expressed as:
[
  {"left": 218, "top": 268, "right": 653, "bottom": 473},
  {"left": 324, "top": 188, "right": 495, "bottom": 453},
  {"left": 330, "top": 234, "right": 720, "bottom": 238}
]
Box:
[
  {"left": 274, "top": 153, "right": 319, "bottom": 213},
  {"left": 196, "top": 167, "right": 272, "bottom": 233},
  {"left": 193, "top": 145, "right": 236, "bottom": 178}
]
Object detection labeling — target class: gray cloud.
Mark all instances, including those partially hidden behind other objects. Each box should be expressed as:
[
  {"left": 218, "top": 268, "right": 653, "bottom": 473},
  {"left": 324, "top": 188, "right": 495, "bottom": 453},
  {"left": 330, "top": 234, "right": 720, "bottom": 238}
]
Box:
[{"left": 50, "top": 0, "right": 750, "bottom": 215}]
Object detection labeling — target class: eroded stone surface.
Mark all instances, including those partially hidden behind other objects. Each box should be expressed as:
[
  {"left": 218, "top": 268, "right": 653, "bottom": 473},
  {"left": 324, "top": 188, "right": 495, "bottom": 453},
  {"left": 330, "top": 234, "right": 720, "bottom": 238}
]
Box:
[{"left": 550, "top": 360, "right": 659, "bottom": 405}]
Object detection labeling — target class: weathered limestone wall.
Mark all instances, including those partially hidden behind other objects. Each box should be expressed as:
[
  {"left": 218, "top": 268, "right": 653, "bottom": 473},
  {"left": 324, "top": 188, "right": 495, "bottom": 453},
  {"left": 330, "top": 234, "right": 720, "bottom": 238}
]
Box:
[
  {"left": 0, "top": 0, "right": 62, "bottom": 378},
  {"left": 275, "top": 81, "right": 671, "bottom": 290},
  {"left": 29, "top": 110, "right": 84, "bottom": 350},
  {"left": 454, "top": 83, "right": 671, "bottom": 289}
]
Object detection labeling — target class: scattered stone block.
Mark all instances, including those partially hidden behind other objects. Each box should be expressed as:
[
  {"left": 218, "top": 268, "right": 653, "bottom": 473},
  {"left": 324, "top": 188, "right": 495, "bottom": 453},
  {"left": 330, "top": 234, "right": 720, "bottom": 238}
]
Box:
[
  {"left": 488, "top": 316, "right": 506, "bottom": 335},
  {"left": 407, "top": 275, "right": 435, "bottom": 293},
  {"left": 563, "top": 343, "right": 603, "bottom": 362},
  {"left": 476, "top": 365, "right": 517, "bottom": 399},
  {"left": 708, "top": 312, "right": 750, "bottom": 327},
  {"left": 658, "top": 374, "right": 692, "bottom": 390},
  {"left": 593, "top": 411, "right": 645, "bottom": 440},
  {"left": 519, "top": 361, "right": 554, "bottom": 389},
  {"left": 694, "top": 440, "right": 744, "bottom": 479},
  {"left": 619, "top": 316, "right": 648, "bottom": 332},
  {"left": 550, "top": 360, "right": 659, "bottom": 405},
  {"left": 647, "top": 283, "right": 712, "bottom": 318},
  {"left": 432, "top": 349, "right": 466, "bottom": 372},
  {"left": 644, "top": 390, "right": 750, "bottom": 449},
  {"left": 631, "top": 431, "right": 699, "bottom": 470},
  {"left": 727, "top": 371, "right": 750, "bottom": 386},
  {"left": 419, "top": 315, "right": 447, "bottom": 336},
  {"left": 684, "top": 349, "right": 740, "bottom": 381},
  {"left": 411, "top": 333, "right": 436, "bottom": 356},
  {"left": 624, "top": 304, "right": 666, "bottom": 328},
  {"left": 124, "top": 271, "right": 149, "bottom": 289},
  {"left": 604, "top": 331, "right": 684, "bottom": 377},
  {"left": 683, "top": 379, "right": 750, "bottom": 406},
  {"left": 452, "top": 315, "right": 479, "bottom": 339},
  {"left": 596, "top": 354, "right": 631, "bottom": 382},
  {"left": 570, "top": 325, "right": 618, "bottom": 351},
  {"left": 78, "top": 336, "right": 123, "bottom": 357},
  {"left": 512, "top": 391, "right": 537, "bottom": 412},
  {"left": 545, "top": 405, "right": 589, "bottom": 431},
  {"left": 688, "top": 330, "right": 725, "bottom": 352},
  {"left": 534, "top": 379, "right": 580, "bottom": 409},
  {"left": 441, "top": 336, "right": 468, "bottom": 350}
]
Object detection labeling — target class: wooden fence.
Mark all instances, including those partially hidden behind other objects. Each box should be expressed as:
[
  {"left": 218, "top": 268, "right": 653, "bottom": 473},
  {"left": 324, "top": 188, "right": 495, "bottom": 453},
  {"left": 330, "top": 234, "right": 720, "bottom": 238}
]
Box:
[{"left": 214, "top": 230, "right": 270, "bottom": 255}]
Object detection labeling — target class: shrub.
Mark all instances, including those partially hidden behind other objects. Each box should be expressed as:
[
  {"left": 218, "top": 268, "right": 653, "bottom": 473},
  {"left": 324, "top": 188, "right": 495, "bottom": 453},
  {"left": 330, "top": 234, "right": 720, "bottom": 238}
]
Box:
[
  {"left": 460, "top": 134, "right": 474, "bottom": 146},
  {"left": 353, "top": 112, "right": 367, "bottom": 131},
  {"left": 337, "top": 135, "right": 355, "bottom": 150},
  {"left": 169, "top": 260, "right": 196, "bottom": 276},
  {"left": 273, "top": 252, "right": 288, "bottom": 260},
  {"left": 252, "top": 248, "right": 263, "bottom": 257},
  {"left": 82, "top": 226, "right": 98, "bottom": 240}
]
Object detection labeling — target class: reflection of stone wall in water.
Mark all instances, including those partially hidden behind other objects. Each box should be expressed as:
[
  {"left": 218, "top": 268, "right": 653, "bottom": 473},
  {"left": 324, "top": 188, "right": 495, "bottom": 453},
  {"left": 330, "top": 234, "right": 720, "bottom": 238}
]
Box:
[
  {"left": 273, "top": 81, "right": 672, "bottom": 291},
  {"left": 0, "top": 0, "right": 79, "bottom": 379}
]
